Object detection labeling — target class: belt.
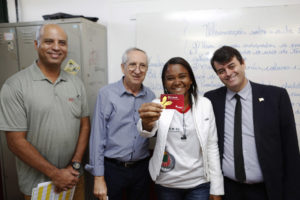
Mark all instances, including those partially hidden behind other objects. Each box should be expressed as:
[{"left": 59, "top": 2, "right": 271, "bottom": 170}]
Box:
[
  {"left": 104, "top": 157, "right": 148, "bottom": 168},
  {"left": 224, "top": 176, "right": 264, "bottom": 185}
]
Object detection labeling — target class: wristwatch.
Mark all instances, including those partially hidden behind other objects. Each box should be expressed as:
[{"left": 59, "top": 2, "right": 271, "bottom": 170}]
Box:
[{"left": 71, "top": 161, "right": 81, "bottom": 171}]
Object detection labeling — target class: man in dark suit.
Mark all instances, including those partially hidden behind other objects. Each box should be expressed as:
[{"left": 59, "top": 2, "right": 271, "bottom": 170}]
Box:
[{"left": 204, "top": 46, "right": 300, "bottom": 200}]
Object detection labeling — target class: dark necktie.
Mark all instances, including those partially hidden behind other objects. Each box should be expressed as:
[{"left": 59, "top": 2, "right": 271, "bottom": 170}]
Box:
[{"left": 234, "top": 94, "right": 246, "bottom": 182}]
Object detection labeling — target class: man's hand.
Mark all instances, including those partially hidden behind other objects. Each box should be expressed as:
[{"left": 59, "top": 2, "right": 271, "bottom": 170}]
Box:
[
  {"left": 50, "top": 166, "right": 79, "bottom": 193},
  {"left": 210, "top": 194, "right": 222, "bottom": 200},
  {"left": 5, "top": 131, "right": 79, "bottom": 193},
  {"left": 94, "top": 176, "right": 108, "bottom": 200}
]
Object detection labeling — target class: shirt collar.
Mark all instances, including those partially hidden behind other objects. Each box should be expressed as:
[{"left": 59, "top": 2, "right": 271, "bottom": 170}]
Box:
[
  {"left": 117, "top": 76, "right": 146, "bottom": 97},
  {"left": 226, "top": 80, "right": 251, "bottom": 101},
  {"left": 31, "top": 61, "right": 68, "bottom": 83}
]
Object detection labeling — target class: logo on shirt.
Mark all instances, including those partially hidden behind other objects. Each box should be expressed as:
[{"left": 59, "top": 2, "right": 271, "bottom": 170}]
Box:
[
  {"left": 169, "top": 127, "right": 180, "bottom": 132},
  {"left": 161, "top": 151, "right": 175, "bottom": 173}
]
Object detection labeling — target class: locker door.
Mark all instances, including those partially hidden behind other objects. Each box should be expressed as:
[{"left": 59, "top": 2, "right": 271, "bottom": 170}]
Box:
[
  {"left": 0, "top": 26, "right": 23, "bottom": 200},
  {"left": 16, "top": 25, "right": 39, "bottom": 70},
  {"left": 0, "top": 27, "right": 19, "bottom": 86},
  {"left": 58, "top": 23, "right": 82, "bottom": 79}
]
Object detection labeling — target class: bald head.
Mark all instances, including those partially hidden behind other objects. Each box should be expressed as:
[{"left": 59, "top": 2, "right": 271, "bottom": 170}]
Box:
[{"left": 36, "top": 24, "right": 68, "bottom": 47}]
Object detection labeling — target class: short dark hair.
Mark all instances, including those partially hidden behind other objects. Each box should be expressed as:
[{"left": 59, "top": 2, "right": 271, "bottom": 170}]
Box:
[
  {"left": 210, "top": 46, "right": 244, "bottom": 72},
  {"left": 161, "top": 57, "right": 198, "bottom": 106}
]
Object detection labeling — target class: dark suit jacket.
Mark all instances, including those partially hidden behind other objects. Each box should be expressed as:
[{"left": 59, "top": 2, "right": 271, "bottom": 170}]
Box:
[{"left": 204, "top": 81, "right": 300, "bottom": 200}]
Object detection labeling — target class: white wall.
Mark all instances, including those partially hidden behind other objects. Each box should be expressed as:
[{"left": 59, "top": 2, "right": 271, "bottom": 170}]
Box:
[{"left": 7, "top": 0, "right": 300, "bottom": 83}]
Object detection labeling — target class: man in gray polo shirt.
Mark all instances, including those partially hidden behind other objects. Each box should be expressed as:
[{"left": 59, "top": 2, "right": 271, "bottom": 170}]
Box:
[{"left": 0, "top": 24, "right": 90, "bottom": 200}]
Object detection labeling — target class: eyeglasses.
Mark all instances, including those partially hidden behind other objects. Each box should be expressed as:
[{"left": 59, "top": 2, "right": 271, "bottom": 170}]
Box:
[{"left": 126, "top": 62, "right": 148, "bottom": 72}]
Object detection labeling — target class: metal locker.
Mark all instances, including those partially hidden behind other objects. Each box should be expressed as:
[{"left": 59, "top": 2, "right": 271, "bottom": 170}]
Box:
[{"left": 0, "top": 25, "right": 23, "bottom": 200}]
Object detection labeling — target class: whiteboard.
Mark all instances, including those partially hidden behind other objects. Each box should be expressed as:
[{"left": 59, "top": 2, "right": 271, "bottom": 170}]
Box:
[{"left": 136, "top": 5, "right": 300, "bottom": 144}]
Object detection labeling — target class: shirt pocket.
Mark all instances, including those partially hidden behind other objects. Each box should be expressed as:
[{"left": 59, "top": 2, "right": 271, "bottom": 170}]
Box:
[{"left": 67, "top": 95, "right": 82, "bottom": 118}]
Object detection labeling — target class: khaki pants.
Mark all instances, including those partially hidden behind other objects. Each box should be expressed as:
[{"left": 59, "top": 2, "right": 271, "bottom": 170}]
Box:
[{"left": 24, "top": 175, "right": 85, "bottom": 200}]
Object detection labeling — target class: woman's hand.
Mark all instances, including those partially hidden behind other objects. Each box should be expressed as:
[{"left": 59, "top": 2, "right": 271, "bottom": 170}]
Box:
[{"left": 138, "top": 102, "right": 163, "bottom": 131}]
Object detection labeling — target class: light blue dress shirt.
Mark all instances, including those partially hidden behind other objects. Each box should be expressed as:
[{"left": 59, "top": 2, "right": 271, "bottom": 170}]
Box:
[
  {"left": 222, "top": 80, "right": 264, "bottom": 183},
  {"left": 85, "top": 78, "right": 155, "bottom": 176}
]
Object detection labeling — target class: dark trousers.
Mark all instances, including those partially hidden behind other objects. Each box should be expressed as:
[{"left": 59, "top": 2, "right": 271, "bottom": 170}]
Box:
[
  {"left": 224, "top": 177, "right": 268, "bottom": 200},
  {"left": 104, "top": 158, "right": 150, "bottom": 200}
]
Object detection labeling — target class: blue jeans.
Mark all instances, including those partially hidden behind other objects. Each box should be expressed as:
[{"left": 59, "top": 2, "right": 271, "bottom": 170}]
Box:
[{"left": 155, "top": 182, "right": 210, "bottom": 200}]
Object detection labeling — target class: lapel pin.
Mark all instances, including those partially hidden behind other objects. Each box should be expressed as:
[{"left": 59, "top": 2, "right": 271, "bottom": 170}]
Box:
[{"left": 258, "top": 98, "right": 264, "bottom": 102}]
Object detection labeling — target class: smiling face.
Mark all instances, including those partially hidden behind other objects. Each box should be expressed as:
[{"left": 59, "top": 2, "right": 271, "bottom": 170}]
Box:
[
  {"left": 122, "top": 50, "right": 148, "bottom": 90},
  {"left": 214, "top": 56, "right": 247, "bottom": 92},
  {"left": 35, "top": 24, "right": 68, "bottom": 68},
  {"left": 163, "top": 64, "right": 193, "bottom": 99}
]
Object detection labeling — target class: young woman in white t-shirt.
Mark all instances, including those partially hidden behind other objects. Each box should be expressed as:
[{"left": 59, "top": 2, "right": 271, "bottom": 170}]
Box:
[{"left": 138, "top": 57, "right": 224, "bottom": 200}]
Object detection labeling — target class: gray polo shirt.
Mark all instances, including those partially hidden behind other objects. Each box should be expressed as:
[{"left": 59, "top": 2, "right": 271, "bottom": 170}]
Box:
[{"left": 0, "top": 62, "right": 89, "bottom": 195}]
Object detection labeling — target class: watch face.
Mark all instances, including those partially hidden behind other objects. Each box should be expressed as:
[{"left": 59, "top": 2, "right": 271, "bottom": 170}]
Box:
[{"left": 72, "top": 162, "right": 81, "bottom": 170}]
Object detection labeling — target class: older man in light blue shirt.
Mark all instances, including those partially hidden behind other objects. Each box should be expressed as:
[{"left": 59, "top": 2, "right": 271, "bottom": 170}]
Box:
[{"left": 85, "top": 47, "right": 155, "bottom": 200}]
